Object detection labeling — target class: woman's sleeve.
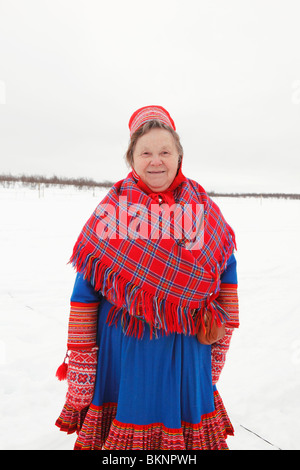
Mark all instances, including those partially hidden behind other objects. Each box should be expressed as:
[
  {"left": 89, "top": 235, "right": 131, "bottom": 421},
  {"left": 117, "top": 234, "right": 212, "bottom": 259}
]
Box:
[
  {"left": 55, "top": 273, "right": 102, "bottom": 413},
  {"left": 67, "top": 273, "right": 102, "bottom": 351},
  {"left": 211, "top": 253, "right": 239, "bottom": 385}
]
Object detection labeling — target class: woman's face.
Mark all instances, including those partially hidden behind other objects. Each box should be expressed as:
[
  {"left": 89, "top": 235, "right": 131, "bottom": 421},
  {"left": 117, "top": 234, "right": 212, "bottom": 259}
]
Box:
[{"left": 132, "top": 128, "right": 180, "bottom": 192}]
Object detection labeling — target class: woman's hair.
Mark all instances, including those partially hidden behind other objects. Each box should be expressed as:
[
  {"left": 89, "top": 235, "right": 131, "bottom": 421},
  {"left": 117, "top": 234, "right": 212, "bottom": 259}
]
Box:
[{"left": 125, "top": 120, "right": 184, "bottom": 168}]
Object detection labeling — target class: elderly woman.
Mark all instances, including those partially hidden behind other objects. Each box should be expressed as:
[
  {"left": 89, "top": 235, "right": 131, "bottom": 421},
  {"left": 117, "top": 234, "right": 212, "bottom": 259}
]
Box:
[{"left": 55, "top": 106, "right": 239, "bottom": 450}]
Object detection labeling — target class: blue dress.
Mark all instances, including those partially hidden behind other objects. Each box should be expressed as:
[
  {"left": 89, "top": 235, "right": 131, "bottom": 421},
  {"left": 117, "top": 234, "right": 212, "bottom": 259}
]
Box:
[{"left": 56, "top": 255, "right": 238, "bottom": 450}]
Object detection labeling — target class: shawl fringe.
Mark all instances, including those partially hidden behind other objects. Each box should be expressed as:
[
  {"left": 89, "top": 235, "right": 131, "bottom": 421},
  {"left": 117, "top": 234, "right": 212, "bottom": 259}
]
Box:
[{"left": 69, "top": 242, "right": 230, "bottom": 339}]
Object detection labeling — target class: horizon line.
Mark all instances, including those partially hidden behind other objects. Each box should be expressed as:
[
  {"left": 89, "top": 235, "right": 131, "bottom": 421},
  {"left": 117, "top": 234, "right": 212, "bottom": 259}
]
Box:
[{"left": 0, "top": 173, "right": 299, "bottom": 199}]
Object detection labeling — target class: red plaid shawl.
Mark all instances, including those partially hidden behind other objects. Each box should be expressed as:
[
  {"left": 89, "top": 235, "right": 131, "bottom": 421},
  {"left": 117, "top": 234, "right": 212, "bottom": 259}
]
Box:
[{"left": 69, "top": 172, "right": 236, "bottom": 338}]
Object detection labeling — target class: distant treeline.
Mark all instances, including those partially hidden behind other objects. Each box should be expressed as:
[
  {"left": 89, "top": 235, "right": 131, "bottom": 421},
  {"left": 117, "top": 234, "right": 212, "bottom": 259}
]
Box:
[
  {"left": 0, "top": 173, "right": 299, "bottom": 199},
  {"left": 0, "top": 173, "right": 114, "bottom": 189},
  {"left": 208, "top": 191, "right": 300, "bottom": 199}
]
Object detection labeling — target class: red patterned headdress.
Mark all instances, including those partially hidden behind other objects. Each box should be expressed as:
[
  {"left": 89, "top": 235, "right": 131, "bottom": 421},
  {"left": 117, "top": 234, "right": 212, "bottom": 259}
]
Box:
[{"left": 128, "top": 105, "right": 176, "bottom": 137}]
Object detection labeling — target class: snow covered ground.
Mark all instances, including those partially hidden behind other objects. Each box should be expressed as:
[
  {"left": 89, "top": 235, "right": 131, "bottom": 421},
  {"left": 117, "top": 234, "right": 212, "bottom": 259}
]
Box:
[{"left": 0, "top": 183, "right": 299, "bottom": 450}]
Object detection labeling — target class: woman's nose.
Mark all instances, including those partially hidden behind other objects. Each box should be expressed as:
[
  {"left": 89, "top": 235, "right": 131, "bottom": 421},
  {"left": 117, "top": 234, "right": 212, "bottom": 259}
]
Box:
[{"left": 150, "top": 154, "right": 162, "bottom": 166}]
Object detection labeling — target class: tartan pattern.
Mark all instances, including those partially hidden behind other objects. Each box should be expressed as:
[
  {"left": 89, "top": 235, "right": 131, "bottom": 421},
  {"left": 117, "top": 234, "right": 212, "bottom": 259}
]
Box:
[{"left": 69, "top": 172, "right": 236, "bottom": 337}]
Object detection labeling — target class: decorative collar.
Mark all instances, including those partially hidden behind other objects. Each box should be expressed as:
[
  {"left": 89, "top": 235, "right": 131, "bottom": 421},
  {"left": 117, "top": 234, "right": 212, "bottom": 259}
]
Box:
[{"left": 131, "top": 165, "right": 186, "bottom": 205}]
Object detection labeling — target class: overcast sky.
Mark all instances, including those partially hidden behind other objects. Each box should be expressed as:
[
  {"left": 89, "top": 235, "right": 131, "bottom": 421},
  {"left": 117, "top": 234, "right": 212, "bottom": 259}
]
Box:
[{"left": 0, "top": 0, "right": 299, "bottom": 193}]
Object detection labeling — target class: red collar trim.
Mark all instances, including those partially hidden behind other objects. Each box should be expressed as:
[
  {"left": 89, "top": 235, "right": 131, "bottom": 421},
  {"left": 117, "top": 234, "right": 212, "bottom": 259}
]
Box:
[{"left": 131, "top": 165, "right": 186, "bottom": 196}]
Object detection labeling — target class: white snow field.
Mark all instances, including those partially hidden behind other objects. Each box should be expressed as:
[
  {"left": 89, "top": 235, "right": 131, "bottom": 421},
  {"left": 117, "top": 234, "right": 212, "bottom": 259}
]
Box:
[{"left": 0, "top": 183, "right": 299, "bottom": 450}]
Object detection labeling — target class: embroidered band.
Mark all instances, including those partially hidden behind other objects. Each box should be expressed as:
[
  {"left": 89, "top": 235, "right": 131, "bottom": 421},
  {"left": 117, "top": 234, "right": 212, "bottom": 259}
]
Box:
[
  {"left": 128, "top": 105, "right": 176, "bottom": 136},
  {"left": 67, "top": 301, "right": 100, "bottom": 350}
]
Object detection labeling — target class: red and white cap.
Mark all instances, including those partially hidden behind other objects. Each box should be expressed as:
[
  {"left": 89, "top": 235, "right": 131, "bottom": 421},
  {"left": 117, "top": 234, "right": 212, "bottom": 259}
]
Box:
[{"left": 128, "top": 105, "right": 176, "bottom": 137}]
